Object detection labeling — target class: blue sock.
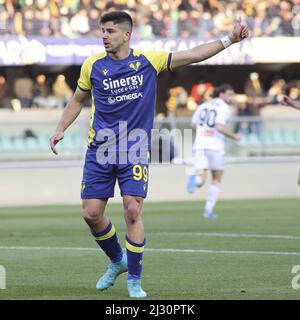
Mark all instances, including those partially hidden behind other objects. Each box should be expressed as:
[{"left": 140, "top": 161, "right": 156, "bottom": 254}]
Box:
[
  {"left": 94, "top": 221, "right": 123, "bottom": 263},
  {"left": 125, "top": 235, "right": 146, "bottom": 280}
]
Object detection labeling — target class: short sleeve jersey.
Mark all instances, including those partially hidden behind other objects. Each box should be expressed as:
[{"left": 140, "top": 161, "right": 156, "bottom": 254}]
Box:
[
  {"left": 192, "top": 98, "right": 230, "bottom": 153},
  {"left": 78, "top": 49, "right": 172, "bottom": 150}
]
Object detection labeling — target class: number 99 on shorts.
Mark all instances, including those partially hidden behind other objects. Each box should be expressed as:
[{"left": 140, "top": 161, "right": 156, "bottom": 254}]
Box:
[{"left": 132, "top": 164, "right": 148, "bottom": 182}]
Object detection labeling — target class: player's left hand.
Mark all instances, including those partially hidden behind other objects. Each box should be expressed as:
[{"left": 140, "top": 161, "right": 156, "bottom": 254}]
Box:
[{"left": 229, "top": 17, "right": 250, "bottom": 43}]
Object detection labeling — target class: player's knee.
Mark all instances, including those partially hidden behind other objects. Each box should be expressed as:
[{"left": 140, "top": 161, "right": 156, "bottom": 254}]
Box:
[
  {"left": 212, "top": 180, "right": 221, "bottom": 187},
  {"left": 194, "top": 170, "right": 206, "bottom": 187},
  {"left": 195, "top": 175, "right": 205, "bottom": 187},
  {"left": 124, "top": 203, "right": 141, "bottom": 224},
  {"left": 82, "top": 207, "right": 101, "bottom": 225}
]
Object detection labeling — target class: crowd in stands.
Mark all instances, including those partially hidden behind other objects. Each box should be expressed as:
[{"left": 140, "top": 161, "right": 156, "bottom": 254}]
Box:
[
  {"left": 0, "top": 73, "right": 75, "bottom": 111},
  {"left": 162, "top": 74, "right": 300, "bottom": 135},
  {"left": 0, "top": 0, "right": 299, "bottom": 39},
  {"left": 165, "top": 75, "right": 300, "bottom": 113},
  {"left": 0, "top": 72, "right": 299, "bottom": 114}
]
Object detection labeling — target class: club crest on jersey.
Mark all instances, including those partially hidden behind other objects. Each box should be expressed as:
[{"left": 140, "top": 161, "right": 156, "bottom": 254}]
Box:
[
  {"left": 103, "top": 69, "right": 109, "bottom": 75},
  {"left": 129, "top": 61, "right": 141, "bottom": 72}
]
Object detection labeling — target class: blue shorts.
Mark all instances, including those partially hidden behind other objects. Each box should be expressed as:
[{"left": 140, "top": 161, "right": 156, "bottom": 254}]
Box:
[{"left": 81, "top": 148, "right": 149, "bottom": 199}]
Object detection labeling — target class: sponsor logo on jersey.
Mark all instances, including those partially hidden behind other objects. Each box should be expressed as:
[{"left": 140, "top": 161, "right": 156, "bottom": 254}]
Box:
[
  {"left": 200, "top": 130, "right": 214, "bottom": 136},
  {"left": 107, "top": 92, "right": 143, "bottom": 104},
  {"left": 103, "top": 75, "right": 143, "bottom": 91},
  {"left": 108, "top": 97, "right": 116, "bottom": 104}
]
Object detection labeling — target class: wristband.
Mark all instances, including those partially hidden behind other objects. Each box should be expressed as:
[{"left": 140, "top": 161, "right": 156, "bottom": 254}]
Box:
[{"left": 220, "top": 36, "right": 232, "bottom": 49}]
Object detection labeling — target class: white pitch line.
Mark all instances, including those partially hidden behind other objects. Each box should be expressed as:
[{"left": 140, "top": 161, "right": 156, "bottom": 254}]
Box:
[
  {"left": 146, "top": 248, "right": 300, "bottom": 256},
  {"left": 0, "top": 246, "right": 299, "bottom": 256},
  {"left": 0, "top": 246, "right": 96, "bottom": 251},
  {"left": 155, "top": 232, "right": 300, "bottom": 240}
]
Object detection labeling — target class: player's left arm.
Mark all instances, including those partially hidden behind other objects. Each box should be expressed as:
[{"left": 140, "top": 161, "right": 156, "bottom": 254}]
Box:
[
  {"left": 215, "top": 123, "right": 241, "bottom": 141},
  {"left": 171, "top": 17, "right": 249, "bottom": 70}
]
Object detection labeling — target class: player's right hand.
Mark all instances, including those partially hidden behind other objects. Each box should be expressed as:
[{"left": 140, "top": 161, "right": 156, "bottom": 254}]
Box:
[{"left": 50, "top": 131, "right": 64, "bottom": 155}]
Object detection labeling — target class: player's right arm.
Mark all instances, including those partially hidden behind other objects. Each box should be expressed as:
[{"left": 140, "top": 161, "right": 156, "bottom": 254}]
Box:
[
  {"left": 50, "top": 87, "right": 89, "bottom": 155},
  {"left": 282, "top": 95, "right": 300, "bottom": 110},
  {"left": 215, "top": 124, "right": 241, "bottom": 141}
]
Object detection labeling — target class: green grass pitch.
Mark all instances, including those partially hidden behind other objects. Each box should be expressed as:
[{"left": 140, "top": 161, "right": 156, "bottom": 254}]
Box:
[{"left": 0, "top": 198, "right": 300, "bottom": 300}]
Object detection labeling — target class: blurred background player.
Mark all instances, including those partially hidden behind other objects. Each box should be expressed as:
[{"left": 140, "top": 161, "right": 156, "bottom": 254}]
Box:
[{"left": 187, "top": 84, "right": 241, "bottom": 219}]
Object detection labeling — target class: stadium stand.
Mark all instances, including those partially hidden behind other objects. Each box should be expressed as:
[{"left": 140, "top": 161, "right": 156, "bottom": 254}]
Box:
[
  {"left": 0, "top": 0, "right": 299, "bottom": 38},
  {"left": 0, "top": 0, "right": 299, "bottom": 160}
]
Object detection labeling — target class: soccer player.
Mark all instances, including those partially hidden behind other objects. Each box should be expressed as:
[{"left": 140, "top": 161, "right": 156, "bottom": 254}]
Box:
[
  {"left": 50, "top": 11, "right": 249, "bottom": 298},
  {"left": 187, "top": 84, "right": 241, "bottom": 219}
]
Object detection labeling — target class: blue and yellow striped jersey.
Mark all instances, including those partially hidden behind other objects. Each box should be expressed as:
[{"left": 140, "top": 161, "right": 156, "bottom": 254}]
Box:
[{"left": 78, "top": 49, "right": 172, "bottom": 150}]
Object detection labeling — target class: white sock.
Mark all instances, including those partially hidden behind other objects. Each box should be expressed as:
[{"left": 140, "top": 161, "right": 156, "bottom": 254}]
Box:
[
  {"left": 205, "top": 182, "right": 220, "bottom": 213},
  {"left": 195, "top": 175, "right": 203, "bottom": 187}
]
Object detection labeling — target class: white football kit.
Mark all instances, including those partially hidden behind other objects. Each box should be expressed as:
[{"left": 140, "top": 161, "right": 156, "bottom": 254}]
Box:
[{"left": 192, "top": 98, "right": 230, "bottom": 170}]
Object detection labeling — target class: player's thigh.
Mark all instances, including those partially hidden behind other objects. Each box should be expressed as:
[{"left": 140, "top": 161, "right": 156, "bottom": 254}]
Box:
[
  {"left": 81, "top": 148, "right": 117, "bottom": 199},
  {"left": 205, "top": 150, "right": 224, "bottom": 182},
  {"left": 211, "top": 169, "right": 224, "bottom": 183},
  {"left": 194, "top": 149, "right": 209, "bottom": 173},
  {"left": 206, "top": 150, "right": 225, "bottom": 170},
  {"left": 117, "top": 162, "right": 149, "bottom": 199}
]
